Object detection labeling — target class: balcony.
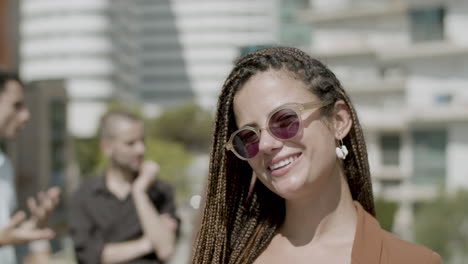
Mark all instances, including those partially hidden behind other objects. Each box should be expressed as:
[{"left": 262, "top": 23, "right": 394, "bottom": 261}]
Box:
[
  {"left": 344, "top": 78, "right": 405, "bottom": 95},
  {"left": 410, "top": 105, "right": 468, "bottom": 124},
  {"left": 373, "top": 166, "right": 407, "bottom": 181},
  {"left": 309, "top": 46, "right": 375, "bottom": 60},
  {"left": 358, "top": 108, "right": 408, "bottom": 132},
  {"left": 380, "top": 41, "right": 468, "bottom": 63},
  {"left": 379, "top": 184, "right": 439, "bottom": 203},
  {"left": 298, "top": 2, "right": 406, "bottom": 25}
]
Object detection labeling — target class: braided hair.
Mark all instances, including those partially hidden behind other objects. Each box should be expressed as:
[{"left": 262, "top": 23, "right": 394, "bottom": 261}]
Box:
[{"left": 192, "top": 47, "right": 374, "bottom": 264}]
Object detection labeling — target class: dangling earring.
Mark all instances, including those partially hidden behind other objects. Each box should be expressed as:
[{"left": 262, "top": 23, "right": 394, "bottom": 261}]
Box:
[
  {"left": 247, "top": 172, "right": 257, "bottom": 200},
  {"left": 335, "top": 138, "right": 348, "bottom": 160}
]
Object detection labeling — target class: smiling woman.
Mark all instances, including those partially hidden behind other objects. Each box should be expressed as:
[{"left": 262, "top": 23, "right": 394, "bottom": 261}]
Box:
[{"left": 191, "top": 47, "right": 442, "bottom": 264}]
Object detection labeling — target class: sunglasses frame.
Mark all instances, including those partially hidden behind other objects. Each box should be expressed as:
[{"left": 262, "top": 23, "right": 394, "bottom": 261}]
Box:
[{"left": 225, "top": 101, "right": 330, "bottom": 160}]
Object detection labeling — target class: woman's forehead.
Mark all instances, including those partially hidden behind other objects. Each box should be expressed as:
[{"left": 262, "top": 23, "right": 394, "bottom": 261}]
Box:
[
  {"left": 232, "top": 70, "right": 318, "bottom": 126},
  {"left": 234, "top": 71, "right": 316, "bottom": 104}
]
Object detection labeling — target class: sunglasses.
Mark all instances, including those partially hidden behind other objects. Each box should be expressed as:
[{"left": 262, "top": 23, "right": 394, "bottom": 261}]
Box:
[{"left": 225, "top": 101, "right": 330, "bottom": 160}]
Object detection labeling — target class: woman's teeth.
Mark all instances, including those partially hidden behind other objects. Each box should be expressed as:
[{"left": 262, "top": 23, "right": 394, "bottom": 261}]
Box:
[{"left": 269, "top": 155, "right": 299, "bottom": 170}]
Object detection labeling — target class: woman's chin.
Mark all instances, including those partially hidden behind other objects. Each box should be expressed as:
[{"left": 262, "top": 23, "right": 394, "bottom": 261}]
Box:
[{"left": 271, "top": 177, "right": 305, "bottom": 199}]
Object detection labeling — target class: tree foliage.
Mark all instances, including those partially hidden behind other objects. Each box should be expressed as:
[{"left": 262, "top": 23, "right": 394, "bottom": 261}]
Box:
[
  {"left": 374, "top": 197, "right": 399, "bottom": 232},
  {"left": 144, "top": 137, "right": 191, "bottom": 200},
  {"left": 73, "top": 136, "right": 102, "bottom": 178},
  {"left": 147, "top": 102, "right": 213, "bottom": 152},
  {"left": 414, "top": 190, "right": 468, "bottom": 262}
]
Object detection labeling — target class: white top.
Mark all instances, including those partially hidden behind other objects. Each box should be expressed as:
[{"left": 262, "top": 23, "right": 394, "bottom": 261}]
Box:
[{"left": 0, "top": 150, "right": 18, "bottom": 264}]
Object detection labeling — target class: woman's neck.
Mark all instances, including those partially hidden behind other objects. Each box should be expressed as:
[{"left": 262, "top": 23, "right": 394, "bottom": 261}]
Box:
[{"left": 279, "top": 167, "right": 357, "bottom": 247}]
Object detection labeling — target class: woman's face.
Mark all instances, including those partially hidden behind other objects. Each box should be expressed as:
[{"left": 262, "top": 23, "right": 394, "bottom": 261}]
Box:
[{"left": 233, "top": 70, "right": 341, "bottom": 200}]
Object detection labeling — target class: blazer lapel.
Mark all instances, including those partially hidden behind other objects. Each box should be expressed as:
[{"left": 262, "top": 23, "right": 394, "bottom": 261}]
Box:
[{"left": 351, "top": 202, "right": 384, "bottom": 264}]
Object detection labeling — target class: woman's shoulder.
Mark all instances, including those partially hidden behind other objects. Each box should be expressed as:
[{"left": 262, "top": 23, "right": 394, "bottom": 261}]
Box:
[
  {"left": 380, "top": 229, "right": 442, "bottom": 264},
  {"left": 353, "top": 201, "right": 442, "bottom": 264}
]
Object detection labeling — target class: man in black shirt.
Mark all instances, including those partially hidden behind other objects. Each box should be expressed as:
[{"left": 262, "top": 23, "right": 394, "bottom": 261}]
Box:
[{"left": 69, "top": 111, "right": 179, "bottom": 264}]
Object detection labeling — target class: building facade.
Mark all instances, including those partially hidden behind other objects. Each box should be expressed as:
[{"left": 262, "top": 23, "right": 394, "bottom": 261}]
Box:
[
  {"left": 19, "top": 0, "right": 278, "bottom": 133},
  {"left": 20, "top": 0, "right": 115, "bottom": 137},
  {"left": 300, "top": 0, "right": 468, "bottom": 239},
  {"left": 132, "top": 0, "right": 277, "bottom": 112}
]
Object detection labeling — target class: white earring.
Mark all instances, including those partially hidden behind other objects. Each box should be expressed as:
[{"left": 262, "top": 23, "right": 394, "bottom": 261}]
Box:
[{"left": 335, "top": 138, "right": 348, "bottom": 160}]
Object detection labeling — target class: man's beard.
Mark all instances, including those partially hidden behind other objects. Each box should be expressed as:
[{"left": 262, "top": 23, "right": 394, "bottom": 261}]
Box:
[{"left": 113, "top": 158, "right": 140, "bottom": 177}]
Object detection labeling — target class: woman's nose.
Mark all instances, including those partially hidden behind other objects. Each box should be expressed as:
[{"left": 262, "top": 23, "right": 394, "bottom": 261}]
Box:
[{"left": 258, "top": 129, "right": 283, "bottom": 155}]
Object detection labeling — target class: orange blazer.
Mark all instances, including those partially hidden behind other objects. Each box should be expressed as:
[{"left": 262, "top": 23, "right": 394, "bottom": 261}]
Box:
[{"left": 351, "top": 202, "right": 442, "bottom": 264}]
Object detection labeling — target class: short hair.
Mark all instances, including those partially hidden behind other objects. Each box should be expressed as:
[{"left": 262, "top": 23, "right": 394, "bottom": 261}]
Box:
[
  {"left": 99, "top": 110, "right": 142, "bottom": 139},
  {"left": 0, "top": 68, "right": 22, "bottom": 94}
]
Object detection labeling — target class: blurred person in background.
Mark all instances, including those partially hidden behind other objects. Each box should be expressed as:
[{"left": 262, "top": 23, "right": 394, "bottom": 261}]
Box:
[
  {"left": 192, "top": 47, "right": 441, "bottom": 264},
  {"left": 0, "top": 69, "right": 61, "bottom": 263},
  {"left": 69, "top": 110, "right": 179, "bottom": 264}
]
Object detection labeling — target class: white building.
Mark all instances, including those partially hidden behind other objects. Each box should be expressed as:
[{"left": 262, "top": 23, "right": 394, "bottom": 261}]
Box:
[
  {"left": 19, "top": 0, "right": 277, "bottom": 134},
  {"left": 20, "top": 0, "right": 114, "bottom": 137},
  {"left": 300, "top": 0, "right": 468, "bottom": 239},
  {"left": 139, "top": 0, "right": 277, "bottom": 111}
]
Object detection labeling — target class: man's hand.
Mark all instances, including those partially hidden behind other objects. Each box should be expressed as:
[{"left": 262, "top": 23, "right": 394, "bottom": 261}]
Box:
[
  {"left": 132, "top": 161, "right": 159, "bottom": 193},
  {"left": 160, "top": 214, "right": 178, "bottom": 231},
  {"left": 0, "top": 211, "right": 55, "bottom": 246},
  {"left": 27, "top": 187, "right": 61, "bottom": 228}
]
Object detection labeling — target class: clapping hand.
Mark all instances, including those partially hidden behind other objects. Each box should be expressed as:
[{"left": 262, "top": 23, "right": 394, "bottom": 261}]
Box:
[
  {"left": 0, "top": 187, "right": 60, "bottom": 246},
  {"left": 0, "top": 211, "right": 55, "bottom": 246},
  {"left": 27, "top": 187, "right": 61, "bottom": 228}
]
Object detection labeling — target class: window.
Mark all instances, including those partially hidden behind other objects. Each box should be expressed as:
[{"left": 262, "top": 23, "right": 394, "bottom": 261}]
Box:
[
  {"left": 409, "top": 7, "right": 445, "bottom": 42},
  {"left": 239, "top": 45, "right": 274, "bottom": 57},
  {"left": 412, "top": 129, "right": 447, "bottom": 185},
  {"left": 380, "top": 133, "right": 401, "bottom": 166},
  {"left": 380, "top": 179, "right": 402, "bottom": 188},
  {"left": 279, "top": 0, "right": 311, "bottom": 47},
  {"left": 49, "top": 100, "right": 66, "bottom": 186},
  {"left": 434, "top": 94, "right": 453, "bottom": 105}
]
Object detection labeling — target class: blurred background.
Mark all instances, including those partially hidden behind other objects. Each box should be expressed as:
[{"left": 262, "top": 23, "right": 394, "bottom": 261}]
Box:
[{"left": 1, "top": 0, "right": 468, "bottom": 263}]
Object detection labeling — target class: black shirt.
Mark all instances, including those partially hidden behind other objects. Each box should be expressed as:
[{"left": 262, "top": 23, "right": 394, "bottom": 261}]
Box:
[{"left": 68, "top": 175, "right": 179, "bottom": 264}]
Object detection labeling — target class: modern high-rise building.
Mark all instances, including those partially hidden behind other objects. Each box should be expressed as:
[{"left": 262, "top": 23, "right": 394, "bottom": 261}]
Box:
[
  {"left": 112, "top": 0, "right": 277, "bottom": 113},
  {"left": 278, "top": 0, "right": 311, "bottom": 49},
  {"left": 109, "top": 0, "right": 193, "bottom": 113},
  {"left": 20, "top": 0, "right": 278, "bottom": 134},
  {"left": 300, "top": 0, "right": 468, "bottom": 239},
  {"left": 20, "top": 0, "right": 115, "bottom": 137},
  {"left": 169, "top": 0, "right": 277, "bottom": 109}
]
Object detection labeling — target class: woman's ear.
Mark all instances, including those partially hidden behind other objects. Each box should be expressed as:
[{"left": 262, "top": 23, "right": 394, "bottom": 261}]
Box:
[{"left": 332, "top": 100, "right": 352, "bottom": 140}]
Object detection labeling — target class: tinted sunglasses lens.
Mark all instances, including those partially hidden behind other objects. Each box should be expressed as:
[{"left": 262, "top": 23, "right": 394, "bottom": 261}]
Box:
[
  {"left": 232, "top": 129, "right": 259, "bottom": 159},
  {"left": 269, "top": 108, "right": 300, "bottom": 139}
]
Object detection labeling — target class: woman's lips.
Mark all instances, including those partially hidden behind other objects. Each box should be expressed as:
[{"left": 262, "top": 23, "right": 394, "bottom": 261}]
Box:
[{"left": 268, "top": 153, "right": 302, "bottom": 177}]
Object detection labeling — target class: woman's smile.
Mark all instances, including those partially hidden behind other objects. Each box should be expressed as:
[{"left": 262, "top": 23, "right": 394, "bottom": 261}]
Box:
[{"left": 267, "top": 152, "right": 303, "bottom": 177}]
